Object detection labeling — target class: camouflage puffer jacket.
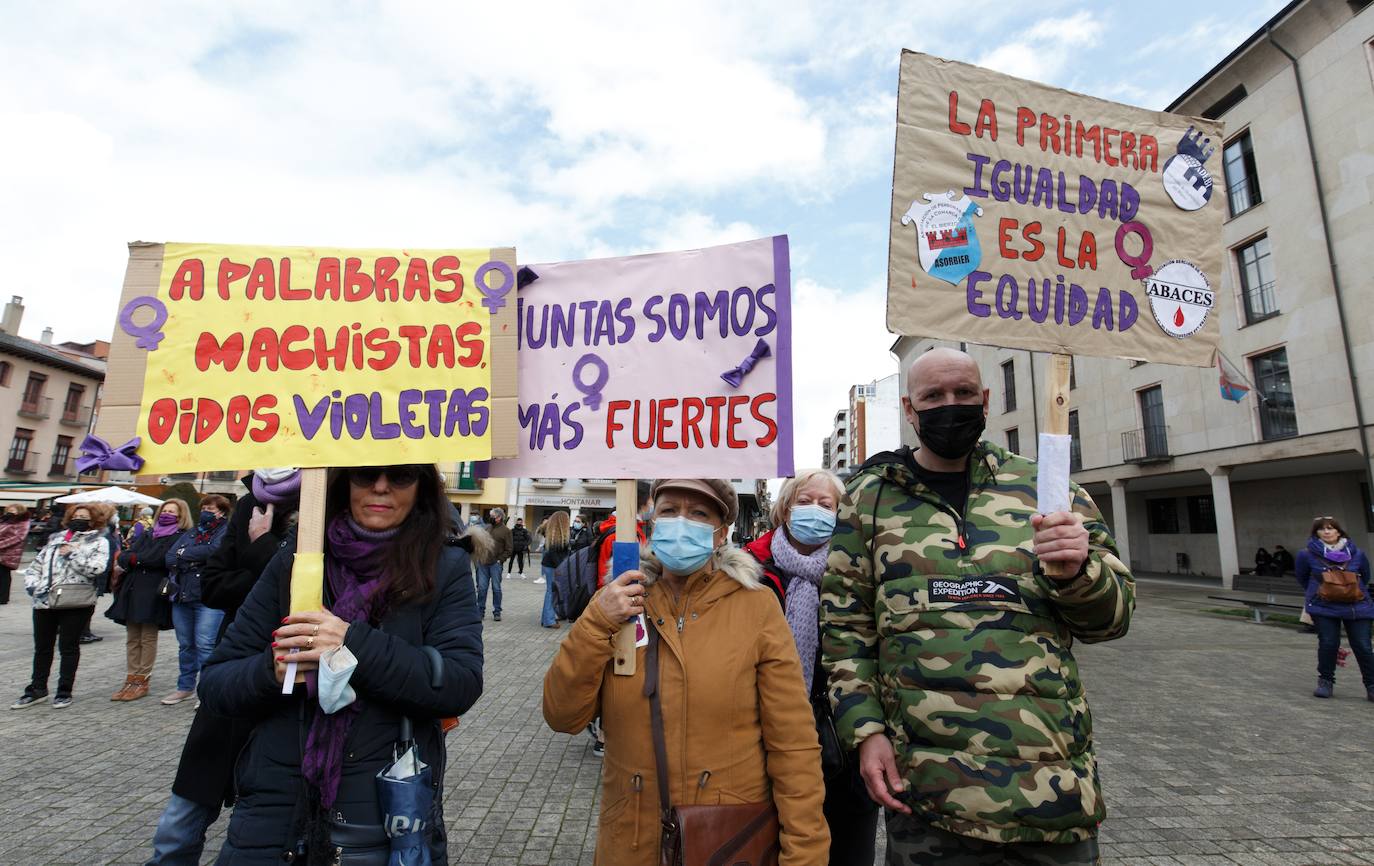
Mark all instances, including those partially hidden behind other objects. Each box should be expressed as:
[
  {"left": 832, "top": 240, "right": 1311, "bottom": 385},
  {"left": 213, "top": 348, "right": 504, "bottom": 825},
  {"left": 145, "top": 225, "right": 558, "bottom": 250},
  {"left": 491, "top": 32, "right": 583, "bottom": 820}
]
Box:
[{"left": 819, "top": 442, "right": 1134, "bottom": 844}]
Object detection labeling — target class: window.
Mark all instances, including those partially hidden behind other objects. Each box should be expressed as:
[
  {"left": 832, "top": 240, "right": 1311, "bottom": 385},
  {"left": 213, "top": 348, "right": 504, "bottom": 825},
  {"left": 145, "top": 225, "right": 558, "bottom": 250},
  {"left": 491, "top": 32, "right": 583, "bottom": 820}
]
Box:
[
  {"left": 1005, "top": 427, "right": 1020, "bottom": 454},
  {"left": 21, "top": 372, "right": 45, "bottom": 410},
  {"left": 0, "top": 361, "right": 10, "bottom": 386},
  {"left": 51, "top": 435, "right": 72, "bottom": 474},
  {"left": 1068, "top": 410, "right": 1082, "bottom": 472},
  {"left": 63, "top": 384, "right": 85, "bottom": 420},
  {"left": 1237, "top": 236, "right": 1278, "bottom": 324},
  {"left": 1223, "top": 131, "right": 1262, "bottom": 215},
  {"left": 1002, "top": 360, "right": 1016, "bottom": 412},
  {"left": 1147, "top": 498, "right": 1180, "bottom": 534},
  {"left": 7, "top": 428, "right": 33, "bottom": 471},
  {"left": 1252, "top": 348, "right": 1297, "bottom": 440},
  {"left": 1186, "top": 495, "right": 1217, "bottom": 533},
  {"left": 1362, "top": 483, "right": 1374, "bottom": 533},
  {"left": 1138, "top": 386, "right": 1168, "bottom": 457}
]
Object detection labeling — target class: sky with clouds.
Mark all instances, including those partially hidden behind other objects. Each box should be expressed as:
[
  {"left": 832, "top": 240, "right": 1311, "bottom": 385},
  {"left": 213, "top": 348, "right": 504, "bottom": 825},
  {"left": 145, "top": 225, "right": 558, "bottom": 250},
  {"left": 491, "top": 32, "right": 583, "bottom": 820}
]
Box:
[{"left": 1, "top": 0, "right": 1289, "bottom": 471}]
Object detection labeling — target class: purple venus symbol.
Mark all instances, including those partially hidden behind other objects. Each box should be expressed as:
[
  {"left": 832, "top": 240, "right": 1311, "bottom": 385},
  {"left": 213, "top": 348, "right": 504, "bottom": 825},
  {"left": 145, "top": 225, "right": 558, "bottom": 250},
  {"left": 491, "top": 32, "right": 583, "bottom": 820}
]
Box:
[
  {"left": 475, "top": 261, "right": 515, "bottom": 313},
  {"left": 119, "top": 296, "right": 169, "bottom": 350},
  {"left": 573, "top": 354, "right": 610, "bottom": 410}
]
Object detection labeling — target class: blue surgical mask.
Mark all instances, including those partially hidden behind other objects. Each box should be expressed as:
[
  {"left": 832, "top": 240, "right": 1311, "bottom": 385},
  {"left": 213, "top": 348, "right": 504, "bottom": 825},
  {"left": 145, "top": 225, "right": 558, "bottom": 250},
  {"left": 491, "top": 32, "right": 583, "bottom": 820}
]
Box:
[
  {"left": 788, "top": 504, "right": 836, "bottom": 546},
  {"left": 572, "top": 520, "right": 583, "bottom": 530},
  {"left": 651, "top": 516, "right": 717, "bottom": 575}
]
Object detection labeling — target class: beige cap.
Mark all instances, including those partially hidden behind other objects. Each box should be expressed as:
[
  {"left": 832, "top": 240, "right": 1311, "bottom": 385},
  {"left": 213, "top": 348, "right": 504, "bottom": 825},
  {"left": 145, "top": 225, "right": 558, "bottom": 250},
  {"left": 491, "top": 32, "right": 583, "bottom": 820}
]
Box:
[{"left": 649, "top": 478, "right": 738, "bottom": 525}]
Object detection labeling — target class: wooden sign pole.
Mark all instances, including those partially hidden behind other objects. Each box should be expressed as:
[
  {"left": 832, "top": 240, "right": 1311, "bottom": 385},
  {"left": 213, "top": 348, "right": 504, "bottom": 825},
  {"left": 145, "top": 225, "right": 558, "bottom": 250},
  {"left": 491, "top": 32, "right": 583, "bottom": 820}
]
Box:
[
  {"left": 282, "top": 467, "right": 328, "bottom": 693},
  {"left": 611, "top": 479, "right": 639, "bottom": 677},
  {"left": 1041, "top": 354, "right": 1073, "bottom": 580}
]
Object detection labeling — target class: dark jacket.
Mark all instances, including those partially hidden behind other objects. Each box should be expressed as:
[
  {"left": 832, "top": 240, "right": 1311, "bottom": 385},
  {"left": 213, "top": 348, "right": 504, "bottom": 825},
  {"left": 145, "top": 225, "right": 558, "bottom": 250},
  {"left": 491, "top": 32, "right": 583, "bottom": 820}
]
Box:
[
  {"left": 165, "top": 517, "right": 230, "bottom": 605},
  {"left": 510, "top": 526, "right": 530, "bottom": 553},
  {"left": 568, "top": 524, "right": 593, "bottom": 551},
  {"left": 489, "top": 523, "right": 512, "bottom": 563},
  {"left": 106, "top": 530, "right": 176, "bottom": 629},
  {"left": 541, "top": 542, "right": 572, "bottom": 570},
  {"left": 200, "top": 538, "right": 484, "bottom": 865},
  {"left": 1296, "top": 538, "right": 1374, "bottom": 620},
  {"left": 202, "top": 490, "right": 297, "bottom": 627},
  {"left": 174, "top": 487, "right": 297, "bottom": 808}
]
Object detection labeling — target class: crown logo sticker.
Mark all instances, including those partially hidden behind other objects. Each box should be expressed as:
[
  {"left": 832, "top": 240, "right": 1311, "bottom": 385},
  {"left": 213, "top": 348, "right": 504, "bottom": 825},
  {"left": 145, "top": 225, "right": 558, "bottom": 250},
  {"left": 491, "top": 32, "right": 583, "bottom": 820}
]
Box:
[
  {"left": 1161, "top": 125, "right": 1216, "bottom": 212},
  {"left": 901, "top": 191, "right": 983, "bottom": 286}
]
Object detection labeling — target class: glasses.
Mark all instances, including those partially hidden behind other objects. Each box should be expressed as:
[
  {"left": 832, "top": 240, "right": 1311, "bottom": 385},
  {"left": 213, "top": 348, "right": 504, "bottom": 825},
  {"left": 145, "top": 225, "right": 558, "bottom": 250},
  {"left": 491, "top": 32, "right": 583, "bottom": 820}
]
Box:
[{"left": 347, "top": 465, "right": 421, "bottom": 489}]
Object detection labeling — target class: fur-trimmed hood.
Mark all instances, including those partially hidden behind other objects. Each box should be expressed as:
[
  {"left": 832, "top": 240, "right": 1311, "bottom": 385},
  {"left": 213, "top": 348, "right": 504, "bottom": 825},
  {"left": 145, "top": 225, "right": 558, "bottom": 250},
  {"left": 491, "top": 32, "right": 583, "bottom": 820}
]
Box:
[
  {"left": 450, "top": 523, "right": 496, "bottom": 565},
  {"left": 611, "top": 543, "right": 763, "bottom": 590}
]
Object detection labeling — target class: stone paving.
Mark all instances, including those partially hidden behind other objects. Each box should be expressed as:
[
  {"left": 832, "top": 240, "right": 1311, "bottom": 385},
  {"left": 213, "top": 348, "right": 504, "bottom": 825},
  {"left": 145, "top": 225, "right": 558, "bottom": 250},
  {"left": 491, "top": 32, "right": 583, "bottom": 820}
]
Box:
[{"left": 0, "top": 570, "right": 1371, "bottom": 865}]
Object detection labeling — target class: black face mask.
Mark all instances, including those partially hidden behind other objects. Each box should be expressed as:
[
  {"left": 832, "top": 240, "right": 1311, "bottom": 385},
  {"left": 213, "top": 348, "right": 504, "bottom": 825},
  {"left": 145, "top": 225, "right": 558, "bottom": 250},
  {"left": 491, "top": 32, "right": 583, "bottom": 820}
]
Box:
[
  {"left": 915, "top": 403, "right": 986, "bottom": 460},
  {"left": 67, "top": 519, "right": 91, "bottom": 532}
]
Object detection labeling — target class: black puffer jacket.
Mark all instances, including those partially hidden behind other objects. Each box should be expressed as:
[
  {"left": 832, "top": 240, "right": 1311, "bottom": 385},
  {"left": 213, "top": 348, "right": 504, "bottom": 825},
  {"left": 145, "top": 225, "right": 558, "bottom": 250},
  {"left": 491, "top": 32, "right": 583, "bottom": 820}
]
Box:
[
  {"left": 106, "top": 530, "right": 175, "bottom": 628},
  {"left": 174, "top": 486, "right": 297, "bottom": 808},
  {"left": 200, "top": 539, "right": 484, "bottom": 865}
]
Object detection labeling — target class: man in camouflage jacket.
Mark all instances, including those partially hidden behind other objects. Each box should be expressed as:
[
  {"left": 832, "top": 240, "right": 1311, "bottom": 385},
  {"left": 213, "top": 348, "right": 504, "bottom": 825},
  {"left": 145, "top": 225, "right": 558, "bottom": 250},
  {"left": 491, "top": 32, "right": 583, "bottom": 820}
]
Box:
[{"left": 820, "top": 348, "right": 1134, "bottom": 864}]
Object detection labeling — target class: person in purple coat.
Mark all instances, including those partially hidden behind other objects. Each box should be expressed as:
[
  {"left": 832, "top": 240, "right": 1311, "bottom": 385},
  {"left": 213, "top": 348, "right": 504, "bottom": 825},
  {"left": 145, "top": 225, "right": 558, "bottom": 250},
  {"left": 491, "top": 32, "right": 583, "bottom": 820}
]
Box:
[{"left": 1295, "top": 516, "right": 1374, "bottom": 701}]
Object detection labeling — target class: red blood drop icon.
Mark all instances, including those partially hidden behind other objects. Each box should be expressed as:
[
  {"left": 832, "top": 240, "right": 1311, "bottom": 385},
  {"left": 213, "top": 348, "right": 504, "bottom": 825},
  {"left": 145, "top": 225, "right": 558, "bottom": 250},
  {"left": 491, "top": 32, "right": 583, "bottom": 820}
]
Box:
[{"left": 1174, "top": 306, "right": 1185, "bottom": 328}]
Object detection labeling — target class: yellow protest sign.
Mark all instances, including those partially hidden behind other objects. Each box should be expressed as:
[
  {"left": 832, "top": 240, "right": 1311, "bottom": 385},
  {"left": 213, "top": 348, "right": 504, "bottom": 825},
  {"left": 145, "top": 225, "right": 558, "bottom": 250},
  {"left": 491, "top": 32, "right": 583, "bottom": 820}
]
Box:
[{"left": 98, "top": 242, "right": 518, "bottom": 473}]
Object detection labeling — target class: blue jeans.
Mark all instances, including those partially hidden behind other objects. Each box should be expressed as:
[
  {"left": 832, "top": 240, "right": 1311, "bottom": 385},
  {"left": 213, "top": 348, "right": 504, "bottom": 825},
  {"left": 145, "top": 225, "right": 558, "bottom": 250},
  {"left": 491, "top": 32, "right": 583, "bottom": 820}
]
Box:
[
  {"left": 145, "top": 791, "right": 220, "bottom": 866},
  {"left": 476, "top": 562, "right": 503, "bottom": 617},
  {"left": 541, "top": 565, "right": 557, "bottom": 626},
  {"left": 1315, "top": 615, "right": 1374, "bottom": 688},
  {"left": 171, "top": 602, "right": 225, "bottom": 692}
]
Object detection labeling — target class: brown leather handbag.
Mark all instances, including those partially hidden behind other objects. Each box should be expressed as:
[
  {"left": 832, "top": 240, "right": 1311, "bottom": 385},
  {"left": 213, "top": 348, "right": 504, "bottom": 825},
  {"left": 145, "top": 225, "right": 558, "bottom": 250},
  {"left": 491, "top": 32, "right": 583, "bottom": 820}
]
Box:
[
  {"left": 645, "top": 623, "right": 779, "bottom": 866},
  {"left": 1317, "top": 567, "right": 1364, "bottom": 603}
]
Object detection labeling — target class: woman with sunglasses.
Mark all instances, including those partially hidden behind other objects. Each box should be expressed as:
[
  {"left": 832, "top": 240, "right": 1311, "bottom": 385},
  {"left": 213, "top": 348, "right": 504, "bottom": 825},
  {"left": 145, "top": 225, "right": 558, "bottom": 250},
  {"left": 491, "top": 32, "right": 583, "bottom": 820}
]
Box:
[
  {"left": 1296, "top": 516, "right": 1374, "bottom": 701},
  {"left": 200, "top": 464, "right": 484, "bottom": 865}
]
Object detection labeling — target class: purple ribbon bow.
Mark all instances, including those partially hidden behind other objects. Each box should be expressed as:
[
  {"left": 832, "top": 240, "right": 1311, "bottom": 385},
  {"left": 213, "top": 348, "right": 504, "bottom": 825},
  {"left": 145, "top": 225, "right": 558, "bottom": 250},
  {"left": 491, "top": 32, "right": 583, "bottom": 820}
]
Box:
[
  {"left": 75, "top": 435, "right": 145, "bottom": 475},
  {"left": 721, "top": 339, "right": 771, "bottom": 388}
]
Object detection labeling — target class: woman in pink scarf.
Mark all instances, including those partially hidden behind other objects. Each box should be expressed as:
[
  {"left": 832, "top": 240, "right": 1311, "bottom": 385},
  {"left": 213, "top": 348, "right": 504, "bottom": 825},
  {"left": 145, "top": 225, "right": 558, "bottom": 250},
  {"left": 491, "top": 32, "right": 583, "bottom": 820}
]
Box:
[{"left": 0, "top": 503, "right": 31, "bottom": 604}]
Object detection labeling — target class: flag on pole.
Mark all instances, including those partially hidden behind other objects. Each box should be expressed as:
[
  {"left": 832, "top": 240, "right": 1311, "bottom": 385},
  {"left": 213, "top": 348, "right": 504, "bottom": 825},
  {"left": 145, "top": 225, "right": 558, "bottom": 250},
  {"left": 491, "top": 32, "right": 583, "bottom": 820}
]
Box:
[{"left": 1217, "top": 352, "right": 1252, "bottom": 402}]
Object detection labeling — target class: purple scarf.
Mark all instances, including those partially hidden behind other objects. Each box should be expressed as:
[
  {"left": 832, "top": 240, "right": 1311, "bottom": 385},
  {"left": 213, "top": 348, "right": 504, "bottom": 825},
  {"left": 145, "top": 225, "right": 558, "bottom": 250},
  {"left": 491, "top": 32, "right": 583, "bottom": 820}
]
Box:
[
  {"left": 1309, "top": 536, "right": 1352, "bottom": 566},
  {"left": 252, "top": 469, "right": 302, "bottom": 505},
  {"left": 152, "top": 513, "right": 181, "bottom": 538},
  {"left": 301, "top": 515, "right": 397, "bottom": 809}
]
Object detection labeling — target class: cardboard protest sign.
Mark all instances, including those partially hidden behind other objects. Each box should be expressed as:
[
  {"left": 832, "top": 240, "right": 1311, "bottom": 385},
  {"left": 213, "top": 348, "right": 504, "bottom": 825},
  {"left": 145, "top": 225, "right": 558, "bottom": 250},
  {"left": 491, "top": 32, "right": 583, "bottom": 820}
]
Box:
[
  {"left": 487, "top": 235, "right": 793, "bottom": 480},
  {"left": 888, "top": 50, "right": 1224, "bottom": 366},
  {"left": 98, "top": 242, "right": 518, "bottom": 473}
]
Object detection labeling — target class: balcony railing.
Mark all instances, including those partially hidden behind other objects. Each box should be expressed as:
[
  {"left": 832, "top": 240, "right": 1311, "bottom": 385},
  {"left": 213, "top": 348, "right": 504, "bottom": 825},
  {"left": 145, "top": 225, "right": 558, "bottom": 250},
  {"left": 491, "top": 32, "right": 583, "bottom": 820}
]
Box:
[
  {"left": 59, "top": 405, "right": 93, "bottom": 428},
  {"left": 1259, "top": 399, "right": 1298, "bottom": 441},
  {"left": 48, "top": 456, "right": 72, "bottom": 478},
  {"left": 581, "top": 478, "right": 616, "bottom": 489},
  {"left": 1123, "top": 426, "right": 1170, "bottom": 464},
  {"left": 18, "top": 396, "right": 51, "bottom": 419},
  {"left": 1226, "top": 175, "right": 1261, "bottom": 215},
  {"left": 207, "top": 471, "right": 240, "bottom": 482},
  {"left": 1242, "top": 280, "right": 1278, "bottom": 324},
  {"left": 532, "top": 478, "right": 563, "bottom": 489},
  {"left": 6, "top": 450, "right": 40, "bottom": 475}
]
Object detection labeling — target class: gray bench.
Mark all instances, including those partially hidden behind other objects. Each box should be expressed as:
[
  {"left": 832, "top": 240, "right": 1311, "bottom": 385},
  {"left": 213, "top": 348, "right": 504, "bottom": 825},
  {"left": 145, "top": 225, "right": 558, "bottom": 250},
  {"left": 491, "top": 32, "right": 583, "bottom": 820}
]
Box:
[{"left": 1208, "top": 595, "right": 1303, "bottom": 624}]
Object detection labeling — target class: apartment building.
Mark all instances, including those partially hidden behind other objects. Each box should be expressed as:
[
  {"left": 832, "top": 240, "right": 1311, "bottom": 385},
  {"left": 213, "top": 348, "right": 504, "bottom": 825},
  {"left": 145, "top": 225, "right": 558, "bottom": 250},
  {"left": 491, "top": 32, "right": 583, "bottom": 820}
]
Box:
[
  {"left": 0, "top": 297, "right": 103, "bottom": 486},
  {"left": 896, "top": 0, "right": 1374, "bottom": 585}
]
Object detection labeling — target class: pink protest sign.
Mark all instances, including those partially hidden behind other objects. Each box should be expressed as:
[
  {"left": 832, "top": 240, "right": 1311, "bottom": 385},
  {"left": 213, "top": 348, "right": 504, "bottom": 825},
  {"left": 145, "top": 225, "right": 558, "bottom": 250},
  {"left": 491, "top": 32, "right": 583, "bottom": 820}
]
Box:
[{"left": 487, "top": 236, "right": 793, "bottom": 480}]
